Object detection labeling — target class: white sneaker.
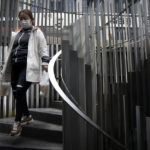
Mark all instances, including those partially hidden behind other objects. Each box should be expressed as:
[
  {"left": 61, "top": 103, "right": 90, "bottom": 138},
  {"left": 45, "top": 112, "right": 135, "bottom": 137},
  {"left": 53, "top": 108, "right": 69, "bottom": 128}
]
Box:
[
  {"left": 21, "top": 115, "right": 34, "bottom": 125},
  {"left": 10, "top": 121, "right": 22, "bottom": 136}
]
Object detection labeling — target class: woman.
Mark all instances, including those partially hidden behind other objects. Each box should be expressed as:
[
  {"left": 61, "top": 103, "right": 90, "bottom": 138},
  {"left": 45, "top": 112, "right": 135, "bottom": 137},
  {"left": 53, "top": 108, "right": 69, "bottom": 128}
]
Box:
[{"left": 1, "top": 9, "right": 49, "bottom": 136}]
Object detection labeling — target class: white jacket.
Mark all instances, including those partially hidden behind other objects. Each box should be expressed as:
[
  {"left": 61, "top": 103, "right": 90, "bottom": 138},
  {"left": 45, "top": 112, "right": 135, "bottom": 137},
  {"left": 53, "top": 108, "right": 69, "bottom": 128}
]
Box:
[{"left": 1, "top": 27, "right": 49, "bottom": 83}]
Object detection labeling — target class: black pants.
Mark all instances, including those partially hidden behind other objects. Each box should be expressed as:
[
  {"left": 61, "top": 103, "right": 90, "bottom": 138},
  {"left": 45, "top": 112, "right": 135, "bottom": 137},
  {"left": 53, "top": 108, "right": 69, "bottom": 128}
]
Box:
[{"left": 11, "top": 63, "right": 32, "bottom": 122}]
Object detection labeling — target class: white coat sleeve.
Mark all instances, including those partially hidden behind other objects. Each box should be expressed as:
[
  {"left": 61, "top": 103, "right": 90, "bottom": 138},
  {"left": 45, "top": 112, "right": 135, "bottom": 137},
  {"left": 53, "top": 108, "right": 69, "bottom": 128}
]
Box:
[{"left": 37, "top": 29, "right": 50, "bottom": 65}]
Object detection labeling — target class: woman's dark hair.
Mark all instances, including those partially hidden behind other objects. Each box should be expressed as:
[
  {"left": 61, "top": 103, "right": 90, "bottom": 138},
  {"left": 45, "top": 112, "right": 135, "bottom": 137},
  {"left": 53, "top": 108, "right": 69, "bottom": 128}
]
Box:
[{"left": 18, "top": 9, "right": 35, "bottom": 25}]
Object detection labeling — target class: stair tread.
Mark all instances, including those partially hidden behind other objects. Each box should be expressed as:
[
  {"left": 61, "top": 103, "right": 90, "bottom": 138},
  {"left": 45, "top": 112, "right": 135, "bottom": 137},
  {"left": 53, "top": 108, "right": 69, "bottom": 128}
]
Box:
[
  {"left": 0, "top": 117, "right": 62, "bottom": 132},
  {"left": 0, "top": 132, "right": 62, "bottom": 150},
  {"left": 29, "top": 108, "right": 62, "bottom": 116}
]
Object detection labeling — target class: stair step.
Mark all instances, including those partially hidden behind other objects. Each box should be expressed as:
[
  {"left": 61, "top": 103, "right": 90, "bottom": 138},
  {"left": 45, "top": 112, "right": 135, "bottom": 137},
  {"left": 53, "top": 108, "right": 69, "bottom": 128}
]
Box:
[
  {"left": 0, "top": 132, "right": 63, "bottom": 150},
  {"left": 0, "top": 118, "right": 62, "bottom": 143},
  {"left": 29, "top": 108, "right": 62, "bottom": 125}
]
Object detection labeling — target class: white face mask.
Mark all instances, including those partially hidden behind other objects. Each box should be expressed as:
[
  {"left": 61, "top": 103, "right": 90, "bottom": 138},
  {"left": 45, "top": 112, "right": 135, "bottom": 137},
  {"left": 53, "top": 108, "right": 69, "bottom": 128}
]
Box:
[{"left": 20, "top": 20, "right": 31, "bottom": 29}]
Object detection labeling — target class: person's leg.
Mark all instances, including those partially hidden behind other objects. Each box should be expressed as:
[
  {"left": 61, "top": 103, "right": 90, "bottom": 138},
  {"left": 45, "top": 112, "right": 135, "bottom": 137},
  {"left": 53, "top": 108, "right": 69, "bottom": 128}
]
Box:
[
  {"left": 10, "top": 64, "right": 22, "bottom": 136},
  {"left": 15, "top": 85, "right": 23, "bottom": 122},
  {"left": 15, "top": 63, "right": 32, "bottom": 122},
  {"left": 15, "top": 82, "right": 31, "bottom": 121},
  {"left": 10, "top": 81, "right": 31, "bottom": 136},
  {"left": 19, "top": 82, "right": 34, "bottom": 125},
  {"left": 18, "top": 82, "right": 31, "bottom": 117}
]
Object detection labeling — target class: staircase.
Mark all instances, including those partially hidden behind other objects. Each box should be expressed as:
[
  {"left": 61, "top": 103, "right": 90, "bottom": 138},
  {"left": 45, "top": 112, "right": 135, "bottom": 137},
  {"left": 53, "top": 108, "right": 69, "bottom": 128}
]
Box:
[{"left": 0, "top": 108, "right": 63, "bottom": 150}]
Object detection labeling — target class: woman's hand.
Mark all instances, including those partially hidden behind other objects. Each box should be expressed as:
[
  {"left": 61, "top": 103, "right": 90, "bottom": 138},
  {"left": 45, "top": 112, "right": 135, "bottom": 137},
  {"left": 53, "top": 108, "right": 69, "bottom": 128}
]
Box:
[{"left": 42, "top": 65, "right": 48, "bottom": 72}]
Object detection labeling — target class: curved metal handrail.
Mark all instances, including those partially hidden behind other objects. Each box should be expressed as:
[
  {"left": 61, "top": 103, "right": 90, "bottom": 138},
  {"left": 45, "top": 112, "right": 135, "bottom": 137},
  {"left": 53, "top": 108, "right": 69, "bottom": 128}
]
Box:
[{"left": 48, "top": 50, "right": 126, "bottom": 149}]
